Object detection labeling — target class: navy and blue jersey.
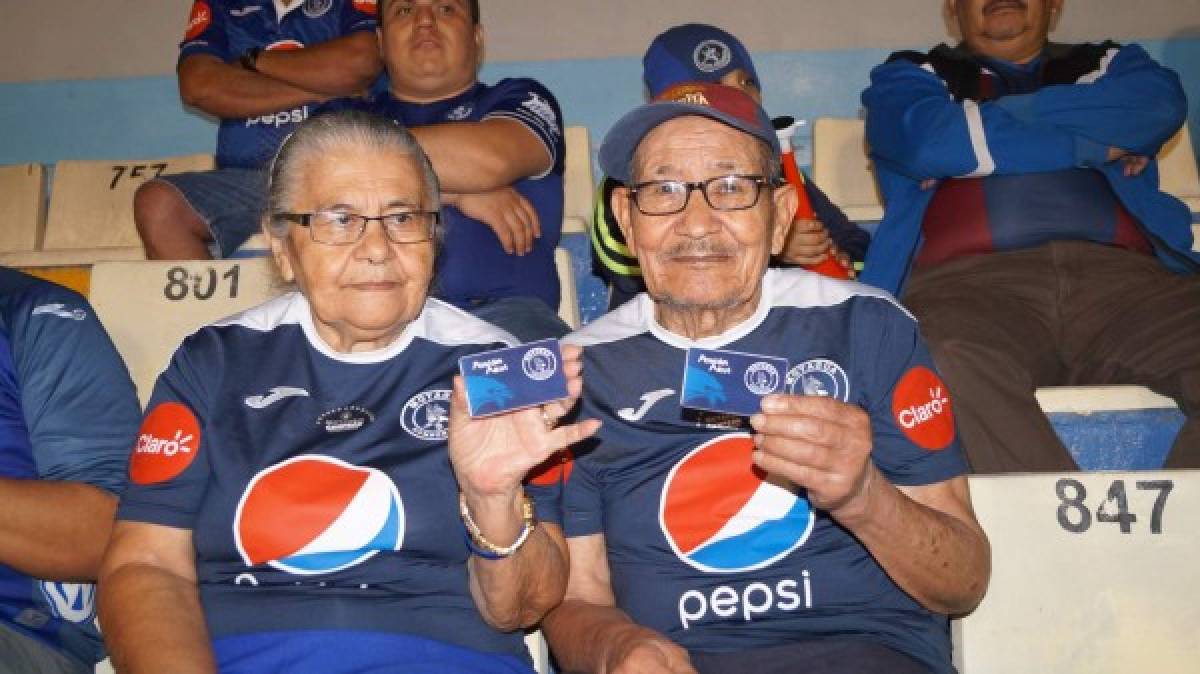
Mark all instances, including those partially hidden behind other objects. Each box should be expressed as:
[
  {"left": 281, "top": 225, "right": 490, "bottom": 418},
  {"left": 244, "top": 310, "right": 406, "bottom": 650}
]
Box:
[
  {"left": 334, "top": 79, "right": 566, "bottom": 310},
  {"left": 0, "top": 267, "right": 139, "bottom": 667},
  {"left": 179, "top": 0, "right": 377, "bottom": 169},
  {"left": 561, "top": 269, "right": 967, "bottom": 674},
  {"left": 117, "top": 292, "right": 555, "bottom": 673}
]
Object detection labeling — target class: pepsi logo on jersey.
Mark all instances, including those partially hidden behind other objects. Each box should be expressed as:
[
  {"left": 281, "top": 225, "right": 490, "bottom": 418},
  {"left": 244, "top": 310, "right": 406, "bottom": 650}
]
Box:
[
  {"left": 659, "top": 434, "right": 817, "bottom": 629},
  {"left": 131, "top": 402, "right": 202, "bottom": 485},
  {"left": 234, "top": 455, "right": 404, "bottom": 575}
]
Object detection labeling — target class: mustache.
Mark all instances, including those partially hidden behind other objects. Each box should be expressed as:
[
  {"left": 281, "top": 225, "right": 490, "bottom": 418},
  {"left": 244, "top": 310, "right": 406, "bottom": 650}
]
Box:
[
  {"left": 984, "top": 0, "right": 1026, "bottom": 12},
  {"left": 662, "top": 240, "right": 737, "bottom": 259}
]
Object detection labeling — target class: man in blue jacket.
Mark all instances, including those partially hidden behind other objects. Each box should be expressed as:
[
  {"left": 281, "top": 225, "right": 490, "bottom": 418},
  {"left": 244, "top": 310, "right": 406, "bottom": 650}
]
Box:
[{"left": 860, "top": 0, "right": 1200, "bottom": 472}]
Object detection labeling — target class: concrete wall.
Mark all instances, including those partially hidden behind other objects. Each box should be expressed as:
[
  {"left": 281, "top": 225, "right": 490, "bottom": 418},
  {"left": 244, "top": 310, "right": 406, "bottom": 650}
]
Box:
[
  {"left": 3, "top": 0, "right": 1198, "bottom": 83},
  {"left": 0, "top": 0, "right": 1197, "bottom": 165}
]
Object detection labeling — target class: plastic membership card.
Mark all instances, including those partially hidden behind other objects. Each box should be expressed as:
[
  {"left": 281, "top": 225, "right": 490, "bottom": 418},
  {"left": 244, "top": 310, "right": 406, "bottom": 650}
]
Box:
[
  {"left": 681, "top": 347, "right": 789, "bottom": 417},
  {"left": 459, "top": 338, "right": 569, "bottom": 417}
]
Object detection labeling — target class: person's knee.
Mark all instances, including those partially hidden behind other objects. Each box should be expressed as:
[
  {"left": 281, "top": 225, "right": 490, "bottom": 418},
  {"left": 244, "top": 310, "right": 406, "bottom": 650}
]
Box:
[{"left": 134, "top": 181, "right": 200, "bottom": 237}]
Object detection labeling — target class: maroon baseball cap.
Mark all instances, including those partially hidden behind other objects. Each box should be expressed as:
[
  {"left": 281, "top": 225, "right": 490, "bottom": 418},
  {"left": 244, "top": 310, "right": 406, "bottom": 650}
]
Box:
[{"left": 598, "top": 82, "right": 781, "bottom": 183}]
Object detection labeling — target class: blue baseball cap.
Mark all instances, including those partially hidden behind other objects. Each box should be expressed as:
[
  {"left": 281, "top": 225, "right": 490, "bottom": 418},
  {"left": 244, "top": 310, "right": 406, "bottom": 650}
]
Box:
[
  {"left": 599, "top": 82, "right": 780, "bottom": 183},
  {"left": 643, "top": 23, "right": 760, "bottom": 99}
]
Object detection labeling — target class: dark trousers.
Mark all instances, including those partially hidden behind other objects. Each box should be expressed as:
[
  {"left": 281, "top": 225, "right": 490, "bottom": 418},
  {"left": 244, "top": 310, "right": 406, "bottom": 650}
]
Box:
[{"left": 903, "top": 241, "right": 1200, "bottom": 473}]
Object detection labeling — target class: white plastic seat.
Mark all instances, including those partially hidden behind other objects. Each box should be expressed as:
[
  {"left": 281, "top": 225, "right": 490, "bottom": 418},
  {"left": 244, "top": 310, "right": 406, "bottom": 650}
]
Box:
[
  {"left": 954, "top": 470, "right": 1200, "bottom": 673},
  {"left": 89, "top": 258, "right": 278, "bottom": 404},
  {"left": 562, "top": 126, "right": 594, "bottom": 234},
  {"left": 810, "top": 118, "right": 884, "bottom": 222},
  {"left": 0, "top": 163, "right": 46, "bottom": 253},
  {"left": 1158, "top": 124, "right": 1200, "bottom": 214},
  {"left": 44, "top": 154, "right": 214, "bottom": 251},
  {"left": 556, "top": 246, "right": 580, "bottom": 329}
]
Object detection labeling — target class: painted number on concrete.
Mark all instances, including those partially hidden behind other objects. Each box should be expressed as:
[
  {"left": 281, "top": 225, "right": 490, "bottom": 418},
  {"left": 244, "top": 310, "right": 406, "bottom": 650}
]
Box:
[
  {"left": 1055, "top": 478, "right": 1173, "bottom": 534},
  {"left": 163, "top": 265, "right": 241, "bottom": 301}
]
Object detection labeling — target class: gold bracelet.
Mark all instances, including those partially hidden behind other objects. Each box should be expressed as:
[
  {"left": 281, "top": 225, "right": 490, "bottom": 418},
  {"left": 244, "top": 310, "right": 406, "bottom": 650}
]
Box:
[{"left": 459, "top": 492, "right": 537, "bottom": 559}]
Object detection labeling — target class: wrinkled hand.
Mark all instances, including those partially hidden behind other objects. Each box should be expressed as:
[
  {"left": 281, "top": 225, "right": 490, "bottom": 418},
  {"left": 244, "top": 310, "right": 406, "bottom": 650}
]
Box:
[
  {"left": 607, "top": 632, "right": 697, "bottom": 674},
  {"left": 448, "top": 344, "right": 599, "bottom": 499},
  {"left": 780, "top": 217, "right": 833, "bottom": 266},
  {"left": 749, "top": 394, "right": 876, "bottom": 521},
  {"left": 452, "top": 187, "right": 541, "bottom": 255}
]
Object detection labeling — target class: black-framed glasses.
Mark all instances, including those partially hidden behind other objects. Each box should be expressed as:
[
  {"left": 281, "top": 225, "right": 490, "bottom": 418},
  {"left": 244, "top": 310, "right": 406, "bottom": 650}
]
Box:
[
  {"left": 627, "top": 174, "right": 772, "bottom": 215},
  {"left": 276, "top": 209, "right": 439, "bottom": 245}
]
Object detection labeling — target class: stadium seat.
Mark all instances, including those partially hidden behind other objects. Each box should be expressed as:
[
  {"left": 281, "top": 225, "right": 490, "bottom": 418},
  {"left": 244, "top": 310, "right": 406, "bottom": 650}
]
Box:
[
  {"left": 0, "top": 163, "right": 46, "bottom": 254},
  {"left": 810, "top": 118, "right": 884, "bottom": 222},
  {"left": 562, "top": 126, "right": 594, "bottom": 234},
  {"left": 0, "top": 247, "right": 145, "bottom": 268},
  {"left": 1158, "top": 124, "right": 1200, "bottom": 214},
  {"left": 953, "top": 470, "right": 1199, "bottom": 673},
  {"left": 556, "top": 246, "right": 581, "bottom": 329},
  {"left": 89, "top": 258, "right": 278, "bottom": 404},
  {"left": 43, "top": 154, "right": 214, "bottom": 251}
]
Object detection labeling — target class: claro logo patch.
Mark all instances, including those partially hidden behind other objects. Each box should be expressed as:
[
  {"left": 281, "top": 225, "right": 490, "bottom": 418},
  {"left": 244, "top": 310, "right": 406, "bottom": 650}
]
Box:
[
  {"left": 353, "top": 0, "right": 378, "bottom": 15},
  {"left": 131, "top": 402, "right": 201, "bottom": 484},
  {"left": 891, "top": 367, "right": 954, "bottom": 450},
  {"left": 184, "top": 1, "right": 212, "bottom": 41}
]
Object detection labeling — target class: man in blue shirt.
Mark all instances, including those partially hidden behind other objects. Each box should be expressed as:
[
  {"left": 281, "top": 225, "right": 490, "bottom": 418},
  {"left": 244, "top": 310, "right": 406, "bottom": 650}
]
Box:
[
  {"left": 336, "top": 0, "right": 569, "bottom": 340},
  {"left": 134, "top": 0, "right": 382, "bottom": 259},
  {"left": 0, "top": 268, "right": 141, "bottom": 673},
  {"left": 542, "top": 84, "right": 990, "bottom": 674},
  {"left": 861, "top": 0, "right": 1200, "bottom": 472}
]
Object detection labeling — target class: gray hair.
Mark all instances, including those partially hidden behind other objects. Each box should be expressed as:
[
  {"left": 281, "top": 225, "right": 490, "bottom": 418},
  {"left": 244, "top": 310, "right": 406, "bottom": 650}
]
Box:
[{"left": 264, "top": 109, "right": 443, "bottom": 244}]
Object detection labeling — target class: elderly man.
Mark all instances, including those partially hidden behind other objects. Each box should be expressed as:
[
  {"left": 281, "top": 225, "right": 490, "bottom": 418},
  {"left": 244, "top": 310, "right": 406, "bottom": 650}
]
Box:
[
  {"left": 861, "top": 0, "right": 1200, "bottom": 472},
  {"left": 135, "top": 0, "right": 382, "bottom": 259},
  {"left": 0, "top": 268, "right": 140, "bottom": 673},
  {"left": 592, "top": 23, "right": 869, "bottom": 310},
  {"left": 542, "top": 83, "right": 990, "bottom": 674},
  {"left": 361, "top": 0, "right": 568, "bottom": 339}
]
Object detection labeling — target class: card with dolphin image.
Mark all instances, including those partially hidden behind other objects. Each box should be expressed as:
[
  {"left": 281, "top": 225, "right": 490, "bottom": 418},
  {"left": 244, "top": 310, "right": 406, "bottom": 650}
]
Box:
[
  {"left": 681, "top": 347, "right": 789, "bottom": 417},
  {"left": 459, "top": 338, "right": 569, "bottom": 418}
]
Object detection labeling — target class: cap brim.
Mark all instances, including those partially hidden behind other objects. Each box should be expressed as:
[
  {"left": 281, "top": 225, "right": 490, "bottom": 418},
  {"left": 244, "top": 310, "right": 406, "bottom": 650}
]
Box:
[{"left": 598, "top": 102, "right": 781, "bottom": 183}]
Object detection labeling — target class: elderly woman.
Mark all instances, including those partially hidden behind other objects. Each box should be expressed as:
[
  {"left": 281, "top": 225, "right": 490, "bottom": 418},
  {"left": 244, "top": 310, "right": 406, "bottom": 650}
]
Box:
[{"left": 98, "top": 110, "right": 597, "bottom": 674}]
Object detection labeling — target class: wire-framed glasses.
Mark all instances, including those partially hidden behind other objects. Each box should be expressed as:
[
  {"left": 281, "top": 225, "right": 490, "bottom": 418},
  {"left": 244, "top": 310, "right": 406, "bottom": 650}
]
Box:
[
  {"left": 627, "top": 174, "right": 771, "bottom": 215},
  {"left": 275, "top": 209, "right": 439, "bottom": 245}
]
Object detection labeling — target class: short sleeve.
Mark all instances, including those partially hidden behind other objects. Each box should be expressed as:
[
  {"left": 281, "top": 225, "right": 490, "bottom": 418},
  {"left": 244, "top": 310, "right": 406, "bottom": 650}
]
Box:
[
  {"left": 481, "top": 79, "right": 566, "bottom": 178},
  {"left": 178, "top": 0, "right": 230, "bottom": 63},
  {"left": 855, "top": 299, "right": 968, "bottom": 485},
  {"left": 560, "top": 432, "right": 605, "bottom": 538},
  {"left": 524, "top": 449, "right": 572, "bottom": 525},
  {"left": 11, "top": 286, "right": 139, "bottom": 494},
  {"left": 116, "top": 335, "right": 216, "bottom": 530}
]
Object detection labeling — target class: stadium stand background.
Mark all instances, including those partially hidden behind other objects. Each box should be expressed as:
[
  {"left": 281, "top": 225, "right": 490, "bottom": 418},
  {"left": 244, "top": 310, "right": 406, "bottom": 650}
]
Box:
[{"left": 2, "top": 0, "right": 1196, "bottom": 168}]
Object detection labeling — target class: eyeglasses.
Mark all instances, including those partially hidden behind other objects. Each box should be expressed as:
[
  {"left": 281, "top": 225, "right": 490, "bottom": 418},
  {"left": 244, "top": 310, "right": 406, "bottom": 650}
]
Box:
[
  {"left": 275, "top": 209, "right": 439, "bottom": 245},
  {"left": 627, "top": 174, "right": 772, "bottom": 216}
]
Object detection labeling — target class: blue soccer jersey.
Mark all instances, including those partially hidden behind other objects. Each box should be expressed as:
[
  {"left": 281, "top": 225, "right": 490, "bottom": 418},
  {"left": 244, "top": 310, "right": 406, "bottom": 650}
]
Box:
[
  {"left": 178, "top": 0, "right": 377, "bottom": 169},
  {"left": 117, "top": 292, "right": 557, "bottom": 673},
  {"left": 333, "top": 79, "right": 566, "bottom": 310},
  {"left": 561, "top": 269, "right": 967, "bottom": 673},
  {"left": 0, "top": 268, "right": 139, "bottom": 668}
]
